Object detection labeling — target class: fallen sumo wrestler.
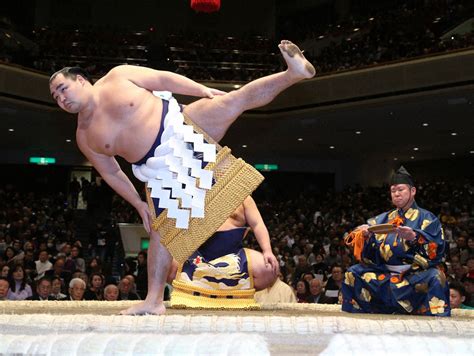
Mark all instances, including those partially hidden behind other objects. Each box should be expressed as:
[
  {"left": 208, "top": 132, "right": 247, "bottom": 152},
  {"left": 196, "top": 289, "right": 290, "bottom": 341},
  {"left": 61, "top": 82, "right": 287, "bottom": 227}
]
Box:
[{"left": 49, "top": 40, "right": 316, "bottom": 315}]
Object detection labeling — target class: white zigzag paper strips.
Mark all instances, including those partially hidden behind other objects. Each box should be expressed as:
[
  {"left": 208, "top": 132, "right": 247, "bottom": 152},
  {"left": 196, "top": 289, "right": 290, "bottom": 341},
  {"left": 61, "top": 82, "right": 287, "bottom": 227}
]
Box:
[{"left": 132, "top": 95, "right": 216, "bottom": 229}]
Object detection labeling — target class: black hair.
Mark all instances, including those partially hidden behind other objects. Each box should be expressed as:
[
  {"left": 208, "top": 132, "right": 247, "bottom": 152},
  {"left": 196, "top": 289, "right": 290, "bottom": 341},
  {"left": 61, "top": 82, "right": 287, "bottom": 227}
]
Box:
[{"left": 49, "top": 67, "right": 94, "bottom": 84}]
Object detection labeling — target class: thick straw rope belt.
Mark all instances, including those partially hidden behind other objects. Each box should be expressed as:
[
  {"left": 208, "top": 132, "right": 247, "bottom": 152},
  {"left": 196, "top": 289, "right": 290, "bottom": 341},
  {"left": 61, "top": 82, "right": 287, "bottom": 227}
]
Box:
[{"left": 137, "top": 98, "right": 263, "bottom": 264}]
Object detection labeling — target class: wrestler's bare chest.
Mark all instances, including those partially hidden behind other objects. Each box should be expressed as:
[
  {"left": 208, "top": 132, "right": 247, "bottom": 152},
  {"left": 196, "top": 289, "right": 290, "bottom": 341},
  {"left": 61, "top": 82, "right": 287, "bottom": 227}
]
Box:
[{"left": 78, "top": 80, "right": 163, "bottom": 162}]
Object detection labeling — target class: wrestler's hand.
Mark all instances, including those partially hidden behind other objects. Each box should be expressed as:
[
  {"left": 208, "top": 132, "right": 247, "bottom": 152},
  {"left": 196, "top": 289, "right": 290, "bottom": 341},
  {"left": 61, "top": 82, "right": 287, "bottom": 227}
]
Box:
[
  {"left": 203, "top": 87, "right": 226, "bottom": 98},
  {"left": 263, "top": 251, "right": 279, "bottom": 275},
  {"left": 136, "top": 201, "right": 152, "bottom": 234},
  {"left": 396, "top": 226, "right": 416, "bottom": 241}
]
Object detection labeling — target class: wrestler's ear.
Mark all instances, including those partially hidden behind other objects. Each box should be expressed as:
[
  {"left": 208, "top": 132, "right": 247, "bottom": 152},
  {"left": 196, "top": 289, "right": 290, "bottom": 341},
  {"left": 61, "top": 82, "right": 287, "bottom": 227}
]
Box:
[{"left": 76, "top": 75, "right": 86, "bottom": 85}]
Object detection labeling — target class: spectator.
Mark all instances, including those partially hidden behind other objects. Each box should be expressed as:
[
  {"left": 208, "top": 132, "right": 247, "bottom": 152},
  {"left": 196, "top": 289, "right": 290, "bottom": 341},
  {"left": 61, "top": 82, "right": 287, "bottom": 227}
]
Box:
[
  {"left": 7, "top": 264, "right": 33, "bottom": 300},
  {"left": 118, "top": 277, "right": 140, "bottom": 300},
  {"left": 295, "top": 279, "right": 311, "bottom": 303},
  {"left": 22, "top": 249, "right": 36, "bottom": 280},
  {"left": 323, "top": 265, "right": 344, "bottom": 304},
  {"left": 462, "top": 276, "right": 474, "bottom": 307},
  {"left": 35, "top": 250, "right": 53, "bottom": 279},
  {"left": 307, "top": 278, "right": 330, "bottom": 304},
  {"left": 69, "top": 177, "right": 81, "bottom": 209},
  {"left": 68, "top": 278, "right": 86, "bottom": 301},
  {"left": 449, "top": 280, "right": 474, "bottom": 309},
  {"left": 135, "top": 251, "right": 148, "bottom": 299},
  {"left": 86, "top": 257, "right": 103, "bottom": 276},
  {"left": 1, "top": 264, "right": 9, "bottom": 278},
  {"left": 45, "top": 257, "right": 71, "bottom": 288},
  {"left": 27, "top": 277, "right": 54, "bottom": 300},
  {"left": 0, "top": 277, "right": 9, "bottom": 300},
  {"left": 50, "top": 276, "right": 67, "bottom": 300},
  {"left": 104, "top": 284, "right": 119, "bottom": 301},
  {"left": 293, "top": 255, "right": 312, "bottom": 285},
  {"left": 312, "top": 253, "right": 328, "bottom": 278},
  {"left": 3, "top": 246, "right": 17, "bottom": 265},
  {"left": 70, "top": 245, "right": 86, "bottom": 273},
  {"left": 84, "top": 272, "right": 104, "bottom": 300}
]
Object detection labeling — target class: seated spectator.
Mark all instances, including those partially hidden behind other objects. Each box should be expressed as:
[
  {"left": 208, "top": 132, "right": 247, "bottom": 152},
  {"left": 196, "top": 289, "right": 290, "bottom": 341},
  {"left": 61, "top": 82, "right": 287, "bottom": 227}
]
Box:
[
  {"left": 22, "top": 249, "right": 36, "bottom": 280},
  {"left": 449, "top": 280, "right": 474, "bottom": 310},
  {"left": 293, "top": 255, "right": 312, "bottom": 286},
  {"left": 0, "top": 277, "right": 9, "bottom": 300},
  {"left": 1, "top": 263, "right": 9, "bottom": 278},
  {"left": 118, "top": 277, "right": 140, "bottom": 301},
  {"left": 104, "top": 284, "right": 119, "bottom": 301},
  {"left": 27, "top": 277, "right": 54, "bottom": 300},
  {"left": 462, "top": 276, "right": 474, "bottom": 307},
  {"left": 86, "top": 257, "right": 103, "bottom": 276},
  {"left": 84, "top": 272, "right": 104, "bottom": 300},
  {"left": 45, "top": 257, "right": 72, "bottom": 288},
  {"left": 135, "top": 251, "right": 148, "bottom": 299},
  {"left": 7, "top": 264, "right": 32, "bottom": 300},
  {"left": 307, "top": 278, "right": 331, "bottom": 304},
  {"left": 302, "top": 272, "right": 315, "bottom": 283},
  {"left": 323, "top": 265, "right": 344, "bottom": 304},
  {"left": 68, "top": 278, "right": 86, "bottom": 301},
  {"left": 3, "top": 246, "right": 17, "bottom": 265},
  {"left": 254, "top": 273, "right": 297, "bottom": 304},
  {"left": 70, "top": 245, "right": 86, "bottom": 273},
  {"left": 35, "top": 250, "right": 52, "bottom": 280},
  {"left": 50, "top": 276, "right": 67, "bottom": 300},
  {"left": 72, "top": 271, "right": 89, "bottom": 286},
  {"left": 311, "top": 253, "right": 328, "bottom": 278},
  {"left": 295, "top": 279, "right": 311, "bottom": 303}
]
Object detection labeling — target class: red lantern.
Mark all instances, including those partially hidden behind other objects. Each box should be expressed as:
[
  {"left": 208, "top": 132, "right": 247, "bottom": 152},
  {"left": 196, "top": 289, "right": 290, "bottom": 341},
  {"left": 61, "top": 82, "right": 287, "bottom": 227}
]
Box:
[{"left": 191, "top": 0, "right": 221, "bottom": 13}]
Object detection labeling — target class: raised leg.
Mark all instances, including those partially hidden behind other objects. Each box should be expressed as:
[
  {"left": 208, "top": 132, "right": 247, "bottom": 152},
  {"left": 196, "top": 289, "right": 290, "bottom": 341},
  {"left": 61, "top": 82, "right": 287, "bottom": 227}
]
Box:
[
  {"left": 120, "top": 229, "right": 172, "bottom": 315},
  {"left": 184, "top": 40, "right": 316, "bottom": 142},
  {"left": 246, "top": 249, "right": 278, "bottom": 290}
]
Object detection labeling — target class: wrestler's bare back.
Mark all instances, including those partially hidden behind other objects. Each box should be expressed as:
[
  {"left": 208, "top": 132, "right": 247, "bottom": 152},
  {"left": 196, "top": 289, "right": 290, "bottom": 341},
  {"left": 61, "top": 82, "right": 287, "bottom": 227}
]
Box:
[{"left": 77, "top": 73, "right": 165, "bottom": 163}]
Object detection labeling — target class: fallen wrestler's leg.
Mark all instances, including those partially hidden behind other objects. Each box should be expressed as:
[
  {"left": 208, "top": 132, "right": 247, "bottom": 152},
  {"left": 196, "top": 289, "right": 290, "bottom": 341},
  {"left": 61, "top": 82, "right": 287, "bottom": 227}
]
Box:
[
  {"left": 120, "top": 229, "right": 172, "bottom": 315},
  {"left": 246, "top": 249, "right": 279, "bottom": 290},
  {"left": 184, "top": 40, "right": 315, "bottom": 142}
]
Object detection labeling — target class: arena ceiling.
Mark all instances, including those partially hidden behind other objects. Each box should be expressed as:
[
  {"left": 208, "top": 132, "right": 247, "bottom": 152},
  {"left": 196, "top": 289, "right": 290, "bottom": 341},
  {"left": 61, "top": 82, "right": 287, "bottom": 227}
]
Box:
[{"left": 0, "top": 81, "right": 473, "bottom": 167}]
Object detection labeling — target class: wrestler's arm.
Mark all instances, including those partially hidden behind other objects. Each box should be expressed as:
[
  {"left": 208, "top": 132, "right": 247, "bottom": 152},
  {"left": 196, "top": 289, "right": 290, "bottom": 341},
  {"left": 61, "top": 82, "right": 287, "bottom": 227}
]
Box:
[
  {"left": 243, "top": 196, "right": 279, "bottom": 274},
  {"left": 109, "top": 65, "right": 226, "bottom": 98},
  {"left": 76, "top": 132, "right": 151, "bottom": 233}
]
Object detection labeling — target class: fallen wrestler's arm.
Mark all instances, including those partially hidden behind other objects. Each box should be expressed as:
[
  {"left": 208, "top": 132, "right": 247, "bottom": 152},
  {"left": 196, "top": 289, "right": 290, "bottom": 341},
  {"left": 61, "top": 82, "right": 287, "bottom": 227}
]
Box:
[
  {"left": 243, "top": 196, "right": 279, "bottom": 274},
  {"left": 107, "top": 65, "right": 226, "bottom": 99},
  {"left": 76, "top": 131, "right": 151, "bottom": 233}
]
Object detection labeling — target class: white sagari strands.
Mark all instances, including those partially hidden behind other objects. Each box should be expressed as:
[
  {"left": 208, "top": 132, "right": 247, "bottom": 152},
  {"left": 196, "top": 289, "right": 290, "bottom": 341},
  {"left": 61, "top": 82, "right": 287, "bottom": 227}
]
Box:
[{"left": 132, "top": 94, "right": 216, "bottom": 229}]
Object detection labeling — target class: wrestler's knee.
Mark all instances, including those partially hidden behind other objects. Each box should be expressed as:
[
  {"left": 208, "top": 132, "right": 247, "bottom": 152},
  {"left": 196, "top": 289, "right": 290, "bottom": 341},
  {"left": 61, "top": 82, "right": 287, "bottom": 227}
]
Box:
[
  {"left": 254, "top": 265, "right": 277, "bottom": 291},
  {"left": 247, "top": 249, "right": 278, "bottom": 290}
]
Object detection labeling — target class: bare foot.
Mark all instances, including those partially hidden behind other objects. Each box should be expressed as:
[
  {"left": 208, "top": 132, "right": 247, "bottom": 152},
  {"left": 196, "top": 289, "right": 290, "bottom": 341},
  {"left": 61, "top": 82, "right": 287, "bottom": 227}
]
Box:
[
  {"left": 278, "top": 40, "right": 316, "bottom": 79},
  {"left": 119, "top": 301, "right": 166, "bottom": 315}
]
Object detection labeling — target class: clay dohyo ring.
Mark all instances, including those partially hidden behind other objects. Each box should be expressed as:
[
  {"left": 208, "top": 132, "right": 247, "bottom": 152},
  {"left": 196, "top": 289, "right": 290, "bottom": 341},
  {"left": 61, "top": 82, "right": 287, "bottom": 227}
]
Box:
[{"left": 367, "top": 223, "right": 397, "bottom": 234}]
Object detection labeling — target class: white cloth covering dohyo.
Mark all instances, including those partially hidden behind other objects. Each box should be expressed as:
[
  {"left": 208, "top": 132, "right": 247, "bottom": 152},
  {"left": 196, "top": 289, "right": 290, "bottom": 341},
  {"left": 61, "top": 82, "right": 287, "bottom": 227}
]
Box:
[{"left": 132, "top": 92, "right": 216, "bottom": 229}]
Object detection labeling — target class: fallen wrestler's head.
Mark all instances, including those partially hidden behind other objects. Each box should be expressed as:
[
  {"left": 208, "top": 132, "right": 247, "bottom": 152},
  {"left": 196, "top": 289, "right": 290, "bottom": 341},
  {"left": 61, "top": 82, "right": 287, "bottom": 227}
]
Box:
[{"left": 390, "top": 166, "right": 416, "bottom": 210}]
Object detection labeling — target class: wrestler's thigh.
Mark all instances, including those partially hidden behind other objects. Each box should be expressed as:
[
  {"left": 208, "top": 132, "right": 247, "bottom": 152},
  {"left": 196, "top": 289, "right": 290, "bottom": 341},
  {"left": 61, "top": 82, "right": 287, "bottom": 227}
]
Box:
[
  {"left": 246, "top": 249, "right": 277, "bottom": 291},
  {"left": 183, "top": 91, "right": 244, "bottom": 142}
]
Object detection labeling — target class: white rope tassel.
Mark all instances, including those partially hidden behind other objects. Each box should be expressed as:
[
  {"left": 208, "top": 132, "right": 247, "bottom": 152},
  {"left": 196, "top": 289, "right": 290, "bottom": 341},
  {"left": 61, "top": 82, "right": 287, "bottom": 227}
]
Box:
[{"left": 132, "top": 96, "right": 216, "bottom": 229}]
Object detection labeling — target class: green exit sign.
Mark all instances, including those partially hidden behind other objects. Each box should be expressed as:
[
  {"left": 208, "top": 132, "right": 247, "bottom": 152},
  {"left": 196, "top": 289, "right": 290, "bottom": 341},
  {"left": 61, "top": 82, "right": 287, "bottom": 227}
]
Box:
[
  {"left": 141, "top": 238, "right": 150, "bottom": 250},
  {"left": 254, "top": 164, "right": 279, "bottom": 171},
  {"left": 29, "top": 157, "right": 56, "bottom": 165}
]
